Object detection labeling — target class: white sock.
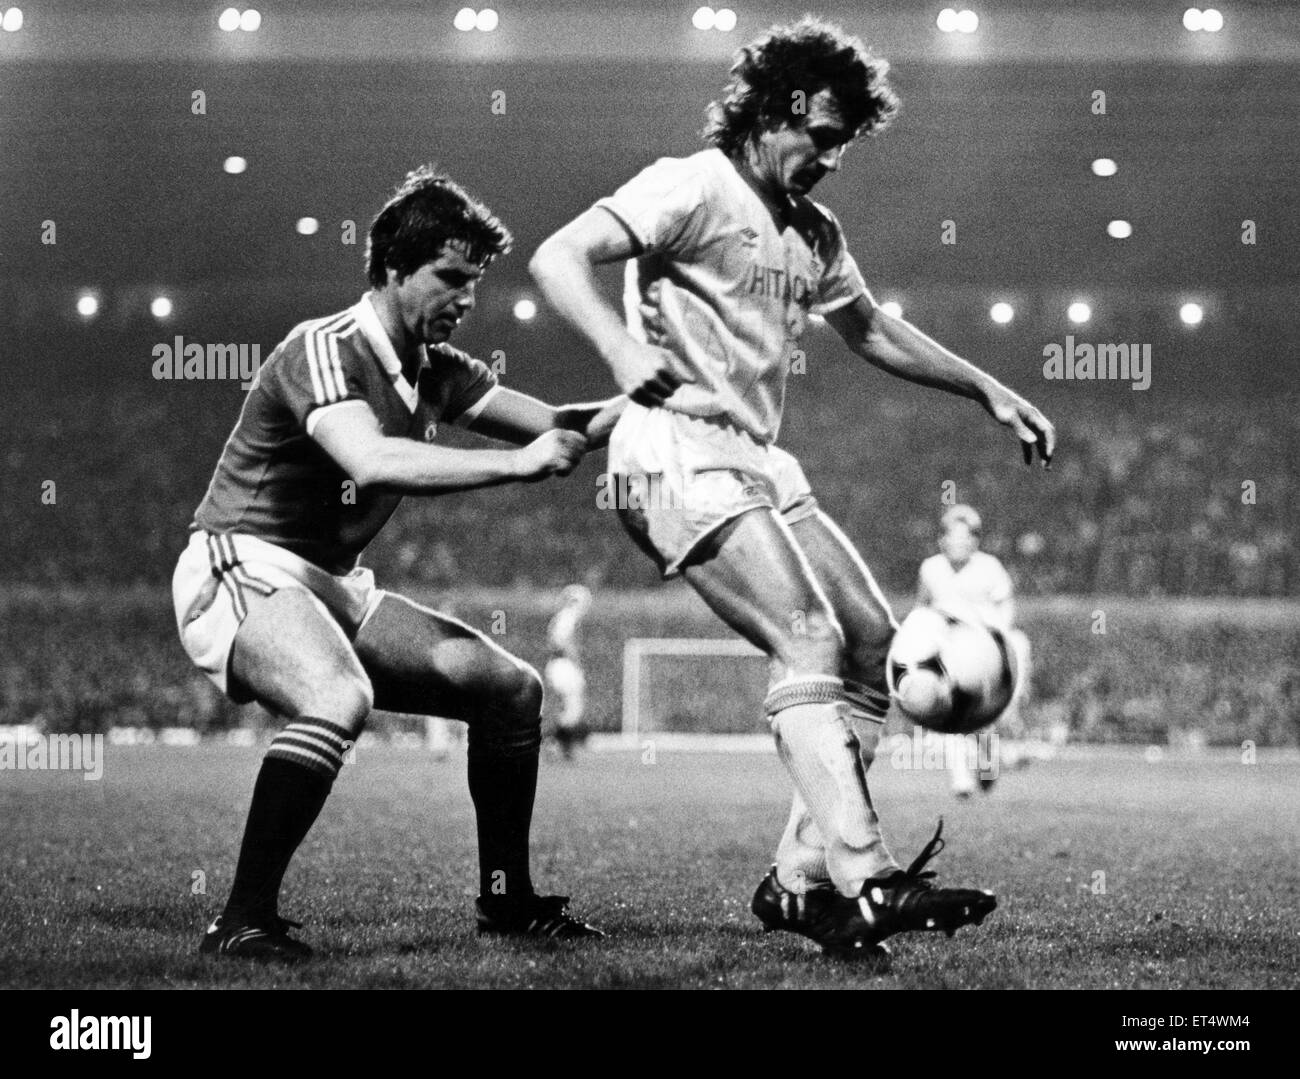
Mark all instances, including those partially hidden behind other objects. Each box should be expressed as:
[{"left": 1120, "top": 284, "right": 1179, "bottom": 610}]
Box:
[
  {"left": 770, "top": 689, "right": 897, "bottom": 896},
  {"left": 775, "top": 713, "right": 900, "bottom": 890},
  {"left": 774, "top": 789, "right": 828, "bottom": 892}
]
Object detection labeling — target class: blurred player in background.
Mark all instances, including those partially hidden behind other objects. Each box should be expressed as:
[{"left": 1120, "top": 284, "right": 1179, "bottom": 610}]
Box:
[
  {"left": 918, "top": 505, "right": 1033, "bottom": 797},
  {"left": 532, "top": 17, "right": 1054, "bottom": 964},
  {"left": 172, "top": 166, "right": 619, "bottom": 959},
  {"left": 545, "top": 584, "right": 593, "bottom": 759}
]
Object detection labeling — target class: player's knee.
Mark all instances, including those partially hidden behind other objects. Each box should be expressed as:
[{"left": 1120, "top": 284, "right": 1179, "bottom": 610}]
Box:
[
  {"left": 845, "top": 610, "right": 895, "bottom": 686},
  {"left": 470, "top": 664, "right": 542, "bottom": 758},
  {"left": 305, "top": 672, "right": 373, "bottom": 731},
  {"left": 784, "top": 607, "right": 846, "bottom": 674},
  {"left": 505, "top": 663, "right": 545, "bottom": 725}
]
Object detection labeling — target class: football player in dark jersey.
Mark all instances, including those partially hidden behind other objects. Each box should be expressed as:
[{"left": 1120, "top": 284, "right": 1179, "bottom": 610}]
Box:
[{"left": 174, "top": 166, "right": 621, "bottom": 959}]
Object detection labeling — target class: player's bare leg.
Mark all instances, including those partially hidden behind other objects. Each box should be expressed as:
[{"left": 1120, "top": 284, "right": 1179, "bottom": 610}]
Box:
[
  {"left": 354, "top": 594, "right": 602, "bottom": 938},
  {"left": 780, "top": 510, "right": 901, "bottom": 882},
  {"left": 203, "top": 588, "right": 374, "bottom": 960},
  {"left": 231, "top": 589, "right": 374, "bottom": 725},
  {"left": 683, "top": 508, "right": 893, "bottom": 898},
  {"left": 788, "top": 510, "right": 998, "bottom": 941}
]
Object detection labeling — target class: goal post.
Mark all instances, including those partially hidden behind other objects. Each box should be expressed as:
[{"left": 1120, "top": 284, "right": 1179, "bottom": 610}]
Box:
[{"left": 617, "top": 637, "right": 772, "bottom": 751}]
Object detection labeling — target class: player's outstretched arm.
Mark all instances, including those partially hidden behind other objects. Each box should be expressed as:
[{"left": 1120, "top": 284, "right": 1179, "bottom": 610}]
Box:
[
  {"left": 466, "top": 387, "right": 628, "bottom": 450},
  {"left": 826, "top": 295, "right": 1055, "bottom": 468},
  {"left": 312, "top": 401, "right": 585, "bottom": 494},
  {"left": 530, "top": 209, "right": 694, "bottom": 407},
  {"left": 555, "top": 396, "right": 628, "bottom": 448}
]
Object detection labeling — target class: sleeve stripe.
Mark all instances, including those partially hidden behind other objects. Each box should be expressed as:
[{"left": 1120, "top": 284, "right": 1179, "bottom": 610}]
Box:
[
  {"left": 306, "top": 318, "right": 334, "bottom": 402},
  {"left": 303, "top": 311, "right": 356, "bottom": 404},
  {"left": 329, "top": 331, "right": 346, "bottom": 404},
  {"left": 314, "top": 324, "right": 339, "bottom": 401},
  {"left": 305, "top": 322, "right": 327, "bottom": 403}
]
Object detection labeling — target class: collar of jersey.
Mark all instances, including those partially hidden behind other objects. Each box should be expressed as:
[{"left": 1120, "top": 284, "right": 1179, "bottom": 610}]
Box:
[{"left": 353, "top": 292, "right": 421, "bottom": 412}]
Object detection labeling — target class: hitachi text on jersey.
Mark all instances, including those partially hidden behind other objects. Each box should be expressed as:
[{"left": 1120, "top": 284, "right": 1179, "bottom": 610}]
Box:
[
  {"left": 1042, "top": 336, "right": 1151, "bottom": 390},
  {"left": 151, "top": 336, "right": 263, "bottom": 390}
]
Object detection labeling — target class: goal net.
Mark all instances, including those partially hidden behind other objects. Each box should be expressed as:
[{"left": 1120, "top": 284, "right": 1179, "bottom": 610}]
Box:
[{"left": 617, "top": 638, "right": 773, "bottom": 750}]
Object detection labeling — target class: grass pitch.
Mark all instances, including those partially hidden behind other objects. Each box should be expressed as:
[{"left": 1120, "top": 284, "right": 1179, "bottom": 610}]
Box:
[{"left": 1, "top": 745, "right": 1296, "bottom": 989}]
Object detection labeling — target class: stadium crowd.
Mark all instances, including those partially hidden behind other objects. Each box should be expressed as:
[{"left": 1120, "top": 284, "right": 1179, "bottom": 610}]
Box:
[{"left": 4, "top": 384, "right": 1293, "bottom": 597}]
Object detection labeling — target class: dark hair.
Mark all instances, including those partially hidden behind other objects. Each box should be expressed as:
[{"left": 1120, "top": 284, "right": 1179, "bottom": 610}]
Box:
[
  {"left": 703, "top": 16, "right": 899, "bottom": 157},
  {"left": 366, "top": 165, "right": 513, "bottom": 287}
]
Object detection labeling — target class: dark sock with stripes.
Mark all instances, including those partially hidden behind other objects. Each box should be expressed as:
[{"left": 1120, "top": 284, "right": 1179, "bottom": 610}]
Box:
[
  {"left": 222, "top": 718, "right": 351, "bottom": 924},
  {"left": 468, "top": 727, "right": 540, "bottom": 912}
]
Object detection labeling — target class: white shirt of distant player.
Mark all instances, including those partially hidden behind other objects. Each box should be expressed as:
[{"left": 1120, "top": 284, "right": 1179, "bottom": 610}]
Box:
[
  {"left": 918, "top": 551, "right": 1014, "bottom": 632},
  {"left": 596, "top": 148, "right": 868, "bottom": 444},
  {"left": 548, "top": 605, "right": 582, "bottom": 658}
]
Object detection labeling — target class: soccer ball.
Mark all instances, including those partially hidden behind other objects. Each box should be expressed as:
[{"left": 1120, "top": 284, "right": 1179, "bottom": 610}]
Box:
[{"left": 885, "top": 605, "right": 1018, "bottom": 734}]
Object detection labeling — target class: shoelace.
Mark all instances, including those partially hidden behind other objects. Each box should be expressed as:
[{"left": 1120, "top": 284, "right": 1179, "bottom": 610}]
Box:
[{"left": 866, "top": 818, "right": 947, "bottom": 894}]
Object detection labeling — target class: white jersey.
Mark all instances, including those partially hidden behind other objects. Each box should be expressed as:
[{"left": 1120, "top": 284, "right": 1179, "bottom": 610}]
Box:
[
  {"left": 918, "top": 551, "right": 1014, "bottom": 632},
  {"left": 596, "top": 148, "right": 868, "bottom": 444},
  {"left": 547, "top": 606, "right": 582, "bottom": 661}
]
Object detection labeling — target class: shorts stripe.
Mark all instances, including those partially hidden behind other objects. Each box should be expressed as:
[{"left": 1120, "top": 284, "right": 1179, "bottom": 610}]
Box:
[
  {"left": 218, "top": 532, "right": 239, "bottom": 572},
  {"left": 205, "top": 531, "right": 227, "bottom": 574},
  {"left": 230, "top": 564, "right": 276, "bottom": 598},
  {"left": 218, "top": 571, "right": 247, "bottom": 621},
  {"left": 203, "top": 532, "right": 277, "bottom": 622}
]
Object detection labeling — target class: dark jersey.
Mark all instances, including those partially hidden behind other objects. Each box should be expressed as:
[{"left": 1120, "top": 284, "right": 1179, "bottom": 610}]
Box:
[{"left": 192, "top": 293, "right": 498, "bottom": 574}]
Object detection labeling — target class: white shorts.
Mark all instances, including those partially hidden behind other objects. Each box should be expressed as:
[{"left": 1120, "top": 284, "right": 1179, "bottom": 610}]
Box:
[
  {"left": 544, "top": 656, "right": 587, "bottom": 726},
  {"left": 171, "top": 531, "right": 385, "bottom": 702},
  {"left": 607, "top": 402, "right": 819, "bottom": 577}
]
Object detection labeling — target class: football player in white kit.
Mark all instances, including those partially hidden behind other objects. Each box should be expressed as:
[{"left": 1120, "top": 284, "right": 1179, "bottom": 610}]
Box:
[
  {"left": 918, "top": 505, "right": 1034, "bottom": 796},
  {"left": 531, "top": 18, "right": 1054, "bottom": 964},
  {"left": 545, "top": 584, "right": 593, "bottom": 759}
]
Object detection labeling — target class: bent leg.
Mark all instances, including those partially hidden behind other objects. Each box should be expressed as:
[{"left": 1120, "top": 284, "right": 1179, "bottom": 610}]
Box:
[
  {"left": 231, "top": 588, "right": 374, "bottom": 728},
  {"left": 682, "top": 509, "right": 888, "bottom": 896},
  {"left": 788, "top": 510, "right": 897, "bottom": 691},
  {"left": 782, "top": 511, "right": 903, "bottom": 881},
  {"left": 222, "top": 588, "right": 375, "bottom": 925},
  {"left": 354, "top": 594, "right": 543, "bottom": 907}
]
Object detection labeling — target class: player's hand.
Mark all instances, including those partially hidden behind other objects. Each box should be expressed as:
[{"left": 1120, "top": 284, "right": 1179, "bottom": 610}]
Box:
[
  {"left": 554, "top": 397, "right": 628, "bottom": 450},
  {"left": 983, "top": 385, "right": 1055, "bottom": 468},
  {"left": 607, "top": 340, "right": 696, "bottom": 408},
  {"left": 514, "top": 429, "right": 588, "bottom": 481}
]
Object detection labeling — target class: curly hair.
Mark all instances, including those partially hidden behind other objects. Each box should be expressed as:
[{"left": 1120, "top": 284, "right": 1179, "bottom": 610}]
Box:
[
  {"left": 366, "top": 165, "right": 513, "bottom": 287},
  {"left": 703, "top": 16, "right": 899, "bottom": 156}
]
